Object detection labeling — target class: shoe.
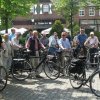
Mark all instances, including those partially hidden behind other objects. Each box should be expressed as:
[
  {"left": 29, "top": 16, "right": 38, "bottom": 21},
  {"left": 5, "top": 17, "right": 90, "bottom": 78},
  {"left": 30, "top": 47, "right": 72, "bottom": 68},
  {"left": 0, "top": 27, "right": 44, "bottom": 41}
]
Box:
[{"left": 35, "top": 75, "right": 43, "bottom": 78}]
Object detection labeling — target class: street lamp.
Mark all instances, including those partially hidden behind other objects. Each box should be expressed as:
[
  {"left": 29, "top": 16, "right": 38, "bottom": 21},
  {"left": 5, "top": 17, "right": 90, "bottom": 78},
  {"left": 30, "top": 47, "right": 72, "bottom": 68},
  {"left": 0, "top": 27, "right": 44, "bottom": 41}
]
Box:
[{"left": 31, "top": 19, "right": 34, "bottom": 29}]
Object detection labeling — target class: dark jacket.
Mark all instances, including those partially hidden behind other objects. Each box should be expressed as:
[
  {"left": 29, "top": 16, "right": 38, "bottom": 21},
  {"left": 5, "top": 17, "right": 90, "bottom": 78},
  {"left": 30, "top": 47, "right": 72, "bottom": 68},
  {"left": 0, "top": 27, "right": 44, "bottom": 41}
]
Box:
[{"left": 29, "top": 37, "right": 41, "bottom": 55}]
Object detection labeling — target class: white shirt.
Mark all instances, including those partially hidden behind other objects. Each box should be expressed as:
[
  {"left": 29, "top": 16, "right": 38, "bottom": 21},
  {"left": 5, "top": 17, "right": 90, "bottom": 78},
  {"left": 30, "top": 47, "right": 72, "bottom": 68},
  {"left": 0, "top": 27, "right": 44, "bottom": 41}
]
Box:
[
  {"left": 85, "top": 36, "right": 99, "bottom": 48},
  {"left": 12, "top": 37, "right": 20, "bottom": 50}
]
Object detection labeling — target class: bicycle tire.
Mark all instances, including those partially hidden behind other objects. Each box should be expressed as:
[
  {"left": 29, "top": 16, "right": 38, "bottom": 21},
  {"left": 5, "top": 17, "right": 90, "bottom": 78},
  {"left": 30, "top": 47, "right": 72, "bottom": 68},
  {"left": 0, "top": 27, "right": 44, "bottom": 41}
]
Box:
[
  {"left": 11, "top": 60, "right": 31, "bottom": 81},
  {"left": 90, "top": 70, "right": 100, "bottom": 97},
  {"left": 44, "top": 61, "right": 60, "bottom": 80},
  {"left": 69, "top": 69, "right": 85, "bottom": 89},
  {"left": 0, "top": 66, "right": 7, "bottom": 91}
]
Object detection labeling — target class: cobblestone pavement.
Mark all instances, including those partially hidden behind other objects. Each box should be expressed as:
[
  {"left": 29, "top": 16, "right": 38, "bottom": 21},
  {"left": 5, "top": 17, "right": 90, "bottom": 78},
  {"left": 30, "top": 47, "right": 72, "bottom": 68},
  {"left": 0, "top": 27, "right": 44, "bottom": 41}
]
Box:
[{"left": 0, "top": 69, "right": 100, "bottom": 100}]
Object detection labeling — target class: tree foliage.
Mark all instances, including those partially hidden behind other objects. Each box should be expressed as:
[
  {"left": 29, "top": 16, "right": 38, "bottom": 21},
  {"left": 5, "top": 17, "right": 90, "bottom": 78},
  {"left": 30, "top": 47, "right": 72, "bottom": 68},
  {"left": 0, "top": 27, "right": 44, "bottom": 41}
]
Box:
[
  {"left": 51, "top": 0, "right": 100, "bottom": 37},
  {"left": 50, "top": 20, "right": 64, "bottom": 38},
  {"left": 52, "top": 0, "right": 87, "bottom": 21},
  {"left": 0, "top": 0, "right": 37, "bottom": 32}
]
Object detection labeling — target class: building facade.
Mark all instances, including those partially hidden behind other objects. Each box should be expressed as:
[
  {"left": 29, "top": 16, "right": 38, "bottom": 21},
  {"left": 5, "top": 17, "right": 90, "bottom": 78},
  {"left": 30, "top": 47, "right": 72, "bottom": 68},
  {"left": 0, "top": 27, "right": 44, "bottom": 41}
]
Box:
[
  {"left": 13, "top": 1, "right": 100, "bottom": 33},
  {"left": 74, "top": 4, "right": 100, "bottom": 33},
  {"left": 13, "top": 0, "right": 65, "bottom": 32}
]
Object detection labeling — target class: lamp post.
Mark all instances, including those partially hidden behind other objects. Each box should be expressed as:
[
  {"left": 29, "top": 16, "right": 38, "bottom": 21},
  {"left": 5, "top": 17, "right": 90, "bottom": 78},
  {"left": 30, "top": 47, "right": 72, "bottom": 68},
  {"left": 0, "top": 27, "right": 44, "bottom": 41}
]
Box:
[{"left": 31, "top": 19, "right": 34, "bottom": 29}]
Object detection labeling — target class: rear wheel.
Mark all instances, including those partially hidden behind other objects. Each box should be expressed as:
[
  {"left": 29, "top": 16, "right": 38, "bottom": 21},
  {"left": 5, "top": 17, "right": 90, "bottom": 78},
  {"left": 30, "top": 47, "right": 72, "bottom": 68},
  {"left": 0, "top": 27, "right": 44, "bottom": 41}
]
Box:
[
  {"left": 69, "top": 70, "right": 85, "bottom": 89},
  {"left": 11, "top": 60, "right": 31, "bottom": 81},
  {"left": 44, "top": 61, "right": 60, "bottom": 80},
  {"left": 0, "top": 66, "right": 7, "bottom": 91},
  {"left": 90, "top": 71, "right": 100, "bottom": 97}
]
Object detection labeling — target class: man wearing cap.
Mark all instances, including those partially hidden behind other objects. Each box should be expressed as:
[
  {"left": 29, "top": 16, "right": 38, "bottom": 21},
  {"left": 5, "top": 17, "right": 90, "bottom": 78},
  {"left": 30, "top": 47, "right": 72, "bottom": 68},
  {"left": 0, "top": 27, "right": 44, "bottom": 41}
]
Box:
[{"left": 84, "top": 31, "right": 99, "bottom": 64}]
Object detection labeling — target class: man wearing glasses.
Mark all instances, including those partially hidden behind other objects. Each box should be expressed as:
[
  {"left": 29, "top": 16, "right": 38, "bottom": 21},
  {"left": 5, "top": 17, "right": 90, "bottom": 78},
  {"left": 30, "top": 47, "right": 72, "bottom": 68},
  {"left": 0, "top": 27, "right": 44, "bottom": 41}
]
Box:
[
  {"left": 59, "top": 32, "right": 71, "bottom": 67},
  {"left": 48, "top": 32, "right": 59, "bottom": 55}
]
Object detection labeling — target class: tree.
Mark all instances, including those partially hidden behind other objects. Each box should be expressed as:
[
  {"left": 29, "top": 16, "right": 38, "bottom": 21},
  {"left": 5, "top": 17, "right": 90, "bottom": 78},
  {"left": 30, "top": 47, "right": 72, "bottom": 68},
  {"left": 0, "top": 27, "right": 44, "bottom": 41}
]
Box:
[
  {"left": 51, "top": 0, "right": 100, "bottom": 37},
  {"left": 50, "top": 20, "right": 64, "bottom": 38},
  {"left": 0, "top": 0, "right": 37, "bottom": 32}
]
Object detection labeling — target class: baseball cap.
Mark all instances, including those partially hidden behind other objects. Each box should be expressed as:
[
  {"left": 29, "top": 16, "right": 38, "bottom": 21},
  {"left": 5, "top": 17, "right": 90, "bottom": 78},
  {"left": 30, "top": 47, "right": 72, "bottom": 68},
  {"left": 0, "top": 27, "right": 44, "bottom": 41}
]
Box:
[{"left": 90, "top": 32, "right": 94, "bottom": 35}]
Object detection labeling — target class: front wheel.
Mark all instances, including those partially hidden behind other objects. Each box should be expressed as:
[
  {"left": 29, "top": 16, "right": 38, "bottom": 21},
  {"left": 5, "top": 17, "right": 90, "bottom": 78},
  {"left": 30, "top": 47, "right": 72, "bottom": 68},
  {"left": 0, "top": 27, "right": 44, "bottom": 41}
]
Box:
[
  {"left": 90, "top": 71, "right": 100, "bottom": 97},
  {"left": 44, "top": 61, "right": 60, "bottom": 80},
  {"left": 11, "top": 60, "right": 31, "bottom": 81},
  {"left": 69, "top": 71, "right": 85, "bottom": 89},
  {"left": 0, "top": 66, "right": 7, "bottom": 91}
]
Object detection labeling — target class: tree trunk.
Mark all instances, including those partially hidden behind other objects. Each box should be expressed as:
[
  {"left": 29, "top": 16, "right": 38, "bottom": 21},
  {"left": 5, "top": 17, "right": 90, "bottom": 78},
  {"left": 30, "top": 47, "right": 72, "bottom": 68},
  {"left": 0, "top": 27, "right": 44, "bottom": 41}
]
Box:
[{"left": 5, "top": 17, "right": 8, "bottom": 33}]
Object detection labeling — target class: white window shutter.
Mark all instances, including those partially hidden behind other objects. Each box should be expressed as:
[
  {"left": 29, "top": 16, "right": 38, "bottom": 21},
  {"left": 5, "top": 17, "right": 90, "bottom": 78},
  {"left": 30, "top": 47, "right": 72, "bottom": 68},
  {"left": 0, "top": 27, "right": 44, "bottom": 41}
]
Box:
[
  {"left": 34, "top": 5, "right": 37, "bottom": 14},
  {"left": 49, "top": 4, "right": 52, "bottom": 14},
  {"left": 40, "top": 4, "right": 43, "bottom": 14}
]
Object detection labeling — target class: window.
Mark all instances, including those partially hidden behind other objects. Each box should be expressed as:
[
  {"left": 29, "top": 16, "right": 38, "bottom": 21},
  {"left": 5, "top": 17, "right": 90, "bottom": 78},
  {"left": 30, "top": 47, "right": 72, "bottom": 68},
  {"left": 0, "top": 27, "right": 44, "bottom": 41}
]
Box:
[
  {"left": 79, "top": 9, "right": 85, "bottom": 16},
  {"left": 89, "top": 7, "right": 95, "bottom": 16},
  {"left": 43, "top": 4, "right": 49, "bottom": 13}
]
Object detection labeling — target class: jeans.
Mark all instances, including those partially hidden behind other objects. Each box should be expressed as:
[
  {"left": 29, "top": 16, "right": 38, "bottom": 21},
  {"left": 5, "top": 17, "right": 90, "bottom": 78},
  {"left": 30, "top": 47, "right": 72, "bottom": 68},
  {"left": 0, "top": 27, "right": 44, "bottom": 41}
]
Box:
[{"left": 48, "top": 47, "right": 59, "bottom": 55}]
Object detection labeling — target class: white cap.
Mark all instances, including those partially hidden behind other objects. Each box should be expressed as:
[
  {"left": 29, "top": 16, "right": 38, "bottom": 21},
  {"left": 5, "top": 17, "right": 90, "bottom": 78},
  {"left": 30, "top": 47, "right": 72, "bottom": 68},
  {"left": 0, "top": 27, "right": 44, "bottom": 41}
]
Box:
[{"left": 90, "top": 32, "right": 94, "bottom": 35}]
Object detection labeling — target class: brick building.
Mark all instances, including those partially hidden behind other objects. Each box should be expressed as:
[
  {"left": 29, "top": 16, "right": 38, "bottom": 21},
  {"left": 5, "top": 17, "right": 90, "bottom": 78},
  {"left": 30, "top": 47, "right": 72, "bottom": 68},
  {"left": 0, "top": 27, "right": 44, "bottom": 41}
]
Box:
[
  {"left": 74, "top": 3, "right": 100, "bottom": 33},
  {"left": 13, "top": 1, "right": 100, "bottom": 33}
]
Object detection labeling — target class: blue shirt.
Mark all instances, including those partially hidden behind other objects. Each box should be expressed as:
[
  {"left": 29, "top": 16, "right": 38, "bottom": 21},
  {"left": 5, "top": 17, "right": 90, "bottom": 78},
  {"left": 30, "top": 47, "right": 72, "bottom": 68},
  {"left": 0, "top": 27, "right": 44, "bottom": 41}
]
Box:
[
  {"left": 59, "top": 38, "right": 71, "bottom": 49},
  {"left": 9, "top": 33, "right": 15, "bottom": 41},
  {"left": 77, "top": 34, "right": 87, "bottom": 45}
]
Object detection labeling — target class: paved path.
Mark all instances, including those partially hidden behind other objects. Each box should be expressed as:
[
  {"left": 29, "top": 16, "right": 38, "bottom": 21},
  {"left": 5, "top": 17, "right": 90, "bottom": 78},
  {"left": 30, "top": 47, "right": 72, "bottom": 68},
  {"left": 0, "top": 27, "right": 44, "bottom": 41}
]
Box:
[{"left": 0, "top": 71, "right": 100, "bottom": 100}]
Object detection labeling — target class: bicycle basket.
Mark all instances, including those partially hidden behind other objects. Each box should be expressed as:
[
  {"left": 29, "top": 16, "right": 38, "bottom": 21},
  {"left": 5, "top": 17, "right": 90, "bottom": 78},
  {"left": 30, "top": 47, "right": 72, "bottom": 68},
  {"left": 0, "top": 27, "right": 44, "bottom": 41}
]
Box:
[{"left": 69, "top": 59, "right": 84, "bottom": 74}]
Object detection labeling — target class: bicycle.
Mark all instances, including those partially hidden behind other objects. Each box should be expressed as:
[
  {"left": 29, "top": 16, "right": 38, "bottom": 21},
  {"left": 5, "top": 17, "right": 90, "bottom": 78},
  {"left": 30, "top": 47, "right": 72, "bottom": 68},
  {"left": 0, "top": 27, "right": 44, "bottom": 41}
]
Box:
[
  {"left": 51, "top": 49, "right": 73, "bottom": 77},
  {"left": 69, "top": 51, "right": 100, "bottom": 97},
  {"left": 11, "top": 48, "right": 60, "bottom": 80},
  {"left": 0, "top": 49, "right": 8, "bottom": 91}
]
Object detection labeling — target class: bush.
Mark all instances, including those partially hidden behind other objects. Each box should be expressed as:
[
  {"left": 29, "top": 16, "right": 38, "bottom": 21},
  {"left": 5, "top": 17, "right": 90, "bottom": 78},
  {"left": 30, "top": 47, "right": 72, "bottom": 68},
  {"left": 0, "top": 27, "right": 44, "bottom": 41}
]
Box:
[
  {"left": 50, "top": 20, "right": 64, "bottom": 38},
  {"left": 94, "top": 31, "right": 100, "bottom": 41}
]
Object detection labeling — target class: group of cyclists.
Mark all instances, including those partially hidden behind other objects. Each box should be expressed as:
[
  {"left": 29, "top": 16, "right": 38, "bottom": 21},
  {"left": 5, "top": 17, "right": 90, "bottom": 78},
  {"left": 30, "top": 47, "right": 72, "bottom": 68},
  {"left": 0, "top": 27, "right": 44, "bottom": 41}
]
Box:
[{"left": 0, "top": 27, "right": 99, "bottom": 78}]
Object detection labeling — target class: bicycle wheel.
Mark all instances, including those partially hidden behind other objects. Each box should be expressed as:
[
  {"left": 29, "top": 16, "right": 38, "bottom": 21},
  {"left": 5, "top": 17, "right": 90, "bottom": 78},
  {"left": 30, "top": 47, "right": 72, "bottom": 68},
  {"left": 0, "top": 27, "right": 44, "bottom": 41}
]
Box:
[
  {"left": 44, "top": 61, "right": 60, "bottom": 80},
  {"left": 69, "top": 70, "right": 85, "bottom": 89},
  {"left": 0, "top": 66, "right": 7, "bottom": 91},
  {"left": 90, "top": 71, "right": 100, "bottom": 97},
  {"left": 11, "top": 60, "right": 31, "bottom": 81},
  {"left": 63, "top": 59, "right": 71, "bottom": 77}
]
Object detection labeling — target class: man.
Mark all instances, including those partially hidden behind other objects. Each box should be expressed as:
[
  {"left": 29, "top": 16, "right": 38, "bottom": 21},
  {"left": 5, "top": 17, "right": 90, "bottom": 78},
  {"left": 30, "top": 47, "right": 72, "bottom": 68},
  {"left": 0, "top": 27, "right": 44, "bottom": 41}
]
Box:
[
  {"left": 84, "top": 31, "right": 99, "bottom": 64},
  {"left": 12, "top": 32, "right": 22, "bottom": 50},
  {"left": 11, "top": 32, "right": 22, "bottom": 57},
  {"left": 48, "top": 32, "right": 59, "bottom": 55},
  {"left": 75, "top": 28, "right": 87, "bottom": 57},
  {"left": 0, "top": 34, "right": 6, "bottom": 83},
  {"left": 26, "top": 30, "right": 45, "bottom": 78},
  {"left": 59, "top": 32, "right": 71, "bottom": 67},
  {"left": 26, "top": 29, "right": 33, "bottom": 42},
  {"left": 0, "top": 34, "right": 5, "bottom": 66},
  {"left": 66, "top": 32, "right": 72, "bottom": 44},
  {"left": 3, "top": 34, "right": 13, "bottom": 73},
  {"left": 40, "top": 33, "right": 49, "bottom": 47},
  {"left": 9, "top": 28, "right": 16, "bottom": 41}
]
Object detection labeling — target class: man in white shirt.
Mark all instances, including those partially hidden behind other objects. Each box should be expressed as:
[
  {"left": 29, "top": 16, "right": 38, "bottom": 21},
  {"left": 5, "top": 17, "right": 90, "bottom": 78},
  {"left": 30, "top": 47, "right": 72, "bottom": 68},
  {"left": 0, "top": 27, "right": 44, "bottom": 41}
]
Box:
[
  {"left": 12, "top": 32, "right": 22, "bottom": 50},
  {"left": 59, "top": 32, "right": 71, "bottom": 67},
  {"left": 84, "top": 31, "right": 99, "bottom": 64},
  {"left": 48, "top": 32, "right": 59, "bottom": 55},
  {"left": 12, "top": 32, "right": 22, "bottom": 57}
]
